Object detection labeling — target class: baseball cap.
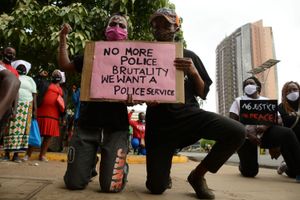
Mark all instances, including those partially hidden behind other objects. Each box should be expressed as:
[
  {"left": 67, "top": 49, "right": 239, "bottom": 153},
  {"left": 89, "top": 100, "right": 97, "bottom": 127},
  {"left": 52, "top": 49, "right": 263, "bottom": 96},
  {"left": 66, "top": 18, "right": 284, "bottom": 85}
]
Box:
[{"left": 150, "top": 8, "right": 180, "bottom": 26}]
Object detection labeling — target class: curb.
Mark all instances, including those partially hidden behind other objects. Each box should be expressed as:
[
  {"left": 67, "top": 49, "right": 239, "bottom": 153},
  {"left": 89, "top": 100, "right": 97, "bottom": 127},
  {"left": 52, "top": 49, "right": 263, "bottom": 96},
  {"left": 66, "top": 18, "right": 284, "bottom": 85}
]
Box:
[
  {"left": 126, "top": 154, "right": 189, "bottom": 164},
  {"left": 0, "top": 151, "right": 189, "bottom": 164}
]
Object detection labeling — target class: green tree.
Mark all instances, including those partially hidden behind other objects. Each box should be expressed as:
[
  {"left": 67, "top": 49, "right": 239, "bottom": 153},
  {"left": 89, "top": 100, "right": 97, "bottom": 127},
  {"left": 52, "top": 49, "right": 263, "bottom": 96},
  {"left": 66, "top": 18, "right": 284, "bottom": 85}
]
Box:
[{"left": 0, "top": 0, "right": 184, "bottom": 83}]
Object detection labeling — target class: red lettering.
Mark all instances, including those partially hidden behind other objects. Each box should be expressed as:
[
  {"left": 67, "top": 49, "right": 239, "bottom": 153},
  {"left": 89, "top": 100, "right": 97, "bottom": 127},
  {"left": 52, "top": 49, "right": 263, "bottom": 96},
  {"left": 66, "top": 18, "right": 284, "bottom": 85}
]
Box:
[
  {"left": 241, "top": 113, "right": 249, "bottom": 118},
  {"left": 110, "top": 181, "right": 123, "bottom": 190},
  {"left": 109, "top": 148, "right": 127, "bottom": 191},
  {"left": 249, "top": 113, "right": 258, "bottom": 119},
  {"left": 117, "top": 148, "right": 126, "bottom": 157},
  {"left": 248, "top": 113, "right": 276, "bottom": 123}
]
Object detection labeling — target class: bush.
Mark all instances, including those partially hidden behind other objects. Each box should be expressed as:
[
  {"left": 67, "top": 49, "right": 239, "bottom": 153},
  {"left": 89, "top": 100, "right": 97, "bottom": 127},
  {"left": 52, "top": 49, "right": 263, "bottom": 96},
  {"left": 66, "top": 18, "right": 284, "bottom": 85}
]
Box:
[{"left": 200, "top": 139, "right": 215, "bottom": 152}]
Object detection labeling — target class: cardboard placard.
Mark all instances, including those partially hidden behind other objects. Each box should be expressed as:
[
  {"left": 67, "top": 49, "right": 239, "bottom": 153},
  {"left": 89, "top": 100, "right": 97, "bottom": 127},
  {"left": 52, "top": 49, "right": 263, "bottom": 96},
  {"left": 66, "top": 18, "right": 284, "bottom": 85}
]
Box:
[
  {"left": 239, "top": 99, "right": 278, "bottom": 125},
  {"left": 80, "top": 41, "right": 184, "bottom": 103}
]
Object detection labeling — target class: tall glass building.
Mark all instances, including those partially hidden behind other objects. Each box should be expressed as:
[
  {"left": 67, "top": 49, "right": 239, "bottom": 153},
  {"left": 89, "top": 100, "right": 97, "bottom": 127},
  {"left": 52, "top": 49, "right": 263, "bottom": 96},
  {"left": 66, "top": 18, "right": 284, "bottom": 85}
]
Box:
[{"left": 216, "top": 20, "right": 279, "bottom": 116}]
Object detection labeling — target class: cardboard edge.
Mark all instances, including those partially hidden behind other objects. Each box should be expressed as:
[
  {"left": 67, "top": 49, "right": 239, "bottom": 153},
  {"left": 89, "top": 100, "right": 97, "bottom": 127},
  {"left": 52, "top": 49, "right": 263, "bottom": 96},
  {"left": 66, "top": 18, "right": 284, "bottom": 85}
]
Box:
[
  {"left": 80, "top": 41, "right": 185, "bottom": 103},
  {"left": 80, "top": 41, "right": 95, "bottom": 101},
  {"left": 175, "top": 42, "right": 184, "bottom": 103}
]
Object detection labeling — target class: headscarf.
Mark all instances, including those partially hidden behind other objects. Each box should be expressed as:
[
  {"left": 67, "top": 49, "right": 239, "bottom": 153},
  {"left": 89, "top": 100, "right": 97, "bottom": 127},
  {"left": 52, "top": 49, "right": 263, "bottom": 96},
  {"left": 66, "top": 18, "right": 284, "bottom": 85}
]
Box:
[
  {"left": 11, "top": 60, "right": 31, "bottom": 75},
  {"left": 52, "top": 69, "right": 66, "bottom": 84}
]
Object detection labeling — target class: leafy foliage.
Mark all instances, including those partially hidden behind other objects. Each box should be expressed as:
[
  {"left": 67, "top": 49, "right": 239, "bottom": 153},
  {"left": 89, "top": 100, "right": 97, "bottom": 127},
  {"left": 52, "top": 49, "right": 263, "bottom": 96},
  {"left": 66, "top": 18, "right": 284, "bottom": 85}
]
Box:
[{"left": 0, "top": 0, "right": 184, "bottom": 87}]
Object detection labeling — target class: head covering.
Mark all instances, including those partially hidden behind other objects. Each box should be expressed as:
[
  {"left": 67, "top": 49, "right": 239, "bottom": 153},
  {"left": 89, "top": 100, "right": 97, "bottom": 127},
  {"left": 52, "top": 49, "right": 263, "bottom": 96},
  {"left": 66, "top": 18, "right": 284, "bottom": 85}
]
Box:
[
  {"left": 11, "top": 60, "right": 31, "bottom": 74},
  {"left": 52, "top": 69, "right": 66, "bottom": 84},
  {"left": 150, "top": 8, "right": 180, "bottom": 26},
  {"left": 60, "top": 71, "right": 66, "bottom": 84}
]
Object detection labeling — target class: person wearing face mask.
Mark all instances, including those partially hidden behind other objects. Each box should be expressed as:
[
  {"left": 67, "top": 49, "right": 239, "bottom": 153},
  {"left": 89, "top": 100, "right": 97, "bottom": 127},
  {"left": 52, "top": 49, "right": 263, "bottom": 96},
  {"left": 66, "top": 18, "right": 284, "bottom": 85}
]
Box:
[
  {"left": 48, "top": 70, "right": 68, "bottom": 153},
  {"left": 145, "top": 8, "right": 246, "bottom": 199},
  {"left": 128, "top": 109, "right": 146, "bottom": 155},
  {"left": 0, "top": 64, "right": 20, "bottom": 135},
  {"left": 0, "top": 47, "right": 20, "bottom": 138},
  {"left": 279, "top": 81, "right": 300, "bottom": 140},
  {"left": 29, "top": 69, "right": 65, "bottom": 162},
  {"left": 1, "top": 60, "right": 37, "bottom": 163},
  {"left": 1, "top": 47, "right": 19, "bottom": 78},
  {"left": 229, "top": 76, "right": 300, "bottom": 183},
  {"left": 277, "top": 81, "right": 300, "bottom": 176},
  {"left": 58, "top": 13, "right": 130, "bottom": 193}
]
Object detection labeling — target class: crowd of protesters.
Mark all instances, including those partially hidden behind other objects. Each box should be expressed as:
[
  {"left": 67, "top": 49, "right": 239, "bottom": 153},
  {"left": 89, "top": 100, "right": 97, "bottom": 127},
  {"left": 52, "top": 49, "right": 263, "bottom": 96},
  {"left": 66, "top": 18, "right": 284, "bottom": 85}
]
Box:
[{"left": 0, "top": 6, "right": 299, "bottom": 200}]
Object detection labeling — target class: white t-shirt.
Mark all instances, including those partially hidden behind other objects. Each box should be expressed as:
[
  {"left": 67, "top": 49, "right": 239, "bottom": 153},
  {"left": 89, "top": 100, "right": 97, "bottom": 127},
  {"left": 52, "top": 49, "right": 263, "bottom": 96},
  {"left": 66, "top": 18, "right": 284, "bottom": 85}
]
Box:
[
  {"left": 229, "top": 95, "right": 269, "bottom": 116},
  {"left": 18, "top": 75, "right": 37, "bottom": 102}
]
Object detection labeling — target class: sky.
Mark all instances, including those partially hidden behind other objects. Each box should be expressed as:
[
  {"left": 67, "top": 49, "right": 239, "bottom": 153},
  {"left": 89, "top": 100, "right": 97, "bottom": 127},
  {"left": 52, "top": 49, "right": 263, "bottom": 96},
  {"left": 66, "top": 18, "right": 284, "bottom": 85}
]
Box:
[{"left": 168, "top": 0, "right": 300, "bottom": 112}]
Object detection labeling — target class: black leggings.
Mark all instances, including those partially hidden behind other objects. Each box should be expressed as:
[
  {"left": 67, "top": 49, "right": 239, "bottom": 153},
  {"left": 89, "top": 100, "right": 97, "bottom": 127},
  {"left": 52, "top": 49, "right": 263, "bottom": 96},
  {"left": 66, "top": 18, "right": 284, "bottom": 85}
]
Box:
[{"left": 238, "top": 125, "right": 300, "bottom": 178}]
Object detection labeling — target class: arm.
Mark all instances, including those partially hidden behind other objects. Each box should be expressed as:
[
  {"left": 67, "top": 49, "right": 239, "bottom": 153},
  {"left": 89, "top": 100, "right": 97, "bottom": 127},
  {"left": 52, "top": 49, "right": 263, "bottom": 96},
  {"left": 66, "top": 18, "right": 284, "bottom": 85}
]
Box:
[
  {"left": 0, "top": 70, "right": 20, "bottom": 119},
  {"left": 229, "top": 111, "right": 261, "bottom": 145},
  {"left": 72, "top": 89, "right": 80, "bottom": 105},
  {"left": 58, "top": 23, "right": 76, "bottom": 72},
  {"left": 11, "top": 92, "right": 19, "bottom": 117},
  {"left": 32, "top": 93, "right": 37, "bottom": 119},
  {"left": 229, "top": 99, "right": 261, "bottom": 145},
  {"left": 278, "top": 103, "right": 298, "bottom": 127},
  {"left": 229, "top": 112, "right": 239, "bottom": 121},
  {"left": 128, "top": 110, "right": 136, "bottom": 127},
  {"left": 174, "top": 58, "right": 205, "bottom": 98}
]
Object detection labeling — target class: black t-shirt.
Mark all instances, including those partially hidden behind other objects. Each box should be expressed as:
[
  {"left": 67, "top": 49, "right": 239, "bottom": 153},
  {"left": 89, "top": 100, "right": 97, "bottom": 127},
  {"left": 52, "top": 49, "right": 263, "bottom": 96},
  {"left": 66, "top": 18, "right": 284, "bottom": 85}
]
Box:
[
  {"left": 146, "top": 49, "right": 212, "bottom": 131},
  {"left": 278, "top": 101, "right": 300, "bottom": 135},
  {"left": 73, "top": 55, "right": 129, "bottom": 130}
]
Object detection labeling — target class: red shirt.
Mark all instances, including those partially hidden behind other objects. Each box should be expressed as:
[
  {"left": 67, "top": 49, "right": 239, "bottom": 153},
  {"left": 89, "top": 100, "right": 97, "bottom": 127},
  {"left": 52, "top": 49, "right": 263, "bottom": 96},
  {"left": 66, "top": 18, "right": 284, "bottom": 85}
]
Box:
[
  {"left": 128, "top": 112, "right": 145, "bottom": 140},
  {"left": 3, "top": 63, "right": 19, "bottom": 78},
  {"left": 37, "top": 83, "right": 63, "bottom": 119}
]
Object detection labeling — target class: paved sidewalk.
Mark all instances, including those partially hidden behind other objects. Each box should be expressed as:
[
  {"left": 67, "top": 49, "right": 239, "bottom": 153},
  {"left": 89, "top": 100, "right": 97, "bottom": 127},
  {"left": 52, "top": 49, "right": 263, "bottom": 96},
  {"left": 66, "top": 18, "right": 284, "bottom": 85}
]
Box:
[{"left": 1, "top": 158, "right": 299, "bottom": 200}]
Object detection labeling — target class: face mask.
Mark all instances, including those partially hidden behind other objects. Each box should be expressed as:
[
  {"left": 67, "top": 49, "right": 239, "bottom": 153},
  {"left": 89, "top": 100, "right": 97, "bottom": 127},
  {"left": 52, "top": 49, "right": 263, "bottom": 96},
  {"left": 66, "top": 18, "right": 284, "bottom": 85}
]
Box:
[
  {"left": 3, "top": 54, "right": 15, "bottom": 64},
  {"left": 244, "top": 84, "right": 257, "bottom": 95},
  {"left": 52, "top": 76, "right": 62, "bottom": 83},
  {"left": 286, "top": 91, "right": 299, "bottom": 102},
  {"left": 153, "top": 29, "right": 175, "bottom": 41},
  {"left": 105, "top": 26, "right": 128, "bottom": 41},
  {"left": 16, "top": 66, "right": 27, "bottom": 75}
]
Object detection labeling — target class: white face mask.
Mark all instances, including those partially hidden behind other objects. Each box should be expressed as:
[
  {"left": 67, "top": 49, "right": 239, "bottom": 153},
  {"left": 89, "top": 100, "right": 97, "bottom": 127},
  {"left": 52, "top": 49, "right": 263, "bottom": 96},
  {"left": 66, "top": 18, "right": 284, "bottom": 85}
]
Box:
[
  {"left": 244, "top": 84, "right": 257, "bottom": 95},
  {"left": 286, "top": 91, "right": 299, "bottom": 102}
]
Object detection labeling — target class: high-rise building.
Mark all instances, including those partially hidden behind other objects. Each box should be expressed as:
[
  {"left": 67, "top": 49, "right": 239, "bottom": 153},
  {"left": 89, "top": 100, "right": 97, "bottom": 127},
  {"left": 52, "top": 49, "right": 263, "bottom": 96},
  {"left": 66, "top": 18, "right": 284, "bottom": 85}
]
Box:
[{"left": 216, "top": 20, "right": 279, "bottom": 116}]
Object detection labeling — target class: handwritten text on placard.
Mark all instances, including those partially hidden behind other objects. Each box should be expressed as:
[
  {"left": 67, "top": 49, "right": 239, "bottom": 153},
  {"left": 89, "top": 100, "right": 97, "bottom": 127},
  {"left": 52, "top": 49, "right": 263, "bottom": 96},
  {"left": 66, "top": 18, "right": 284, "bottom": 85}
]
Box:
[
  {"left": 89, "top": 41, "right": 176, "bottom": 102},
  {"left": 240, "top": 100, "right": 278, "bottom": 125}
]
